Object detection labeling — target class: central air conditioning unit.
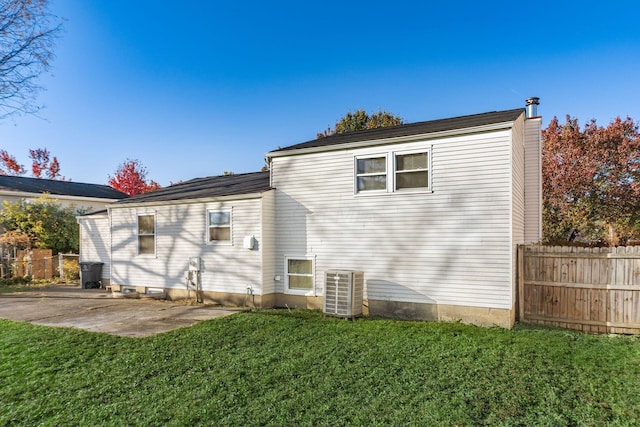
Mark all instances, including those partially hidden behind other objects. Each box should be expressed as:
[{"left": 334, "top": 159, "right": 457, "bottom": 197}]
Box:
[{"left": 323, "top": 270, "right": 364, "bottom": 318}]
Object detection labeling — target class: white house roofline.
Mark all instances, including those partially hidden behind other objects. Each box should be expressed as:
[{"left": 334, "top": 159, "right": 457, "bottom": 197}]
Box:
[
  {"left": 0, "top": 190, "right": 124, "bottom": 205},
  {"left": 106, "top": 190, "right": 272, "bottom": 209},
  {"left": 267, "top": 120, "right": 518, "bottom": 158}
]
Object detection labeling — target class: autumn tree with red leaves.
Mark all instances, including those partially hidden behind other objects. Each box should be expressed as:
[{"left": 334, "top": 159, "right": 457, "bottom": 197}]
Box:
[
  {"left": 0, "top": 147, "right": 63, "bottom": 179},
  {"left": 29, "top": 148, "right": 62, "bottom": 179},
  {"left": 0, "top": 149, "right": 25, "bottom": 175},
  {"left": 108, "top": 159, "right": 161, "bottom": 196},
  {"left": 542, "top": 116, "right": 640, "bottom": 245}
]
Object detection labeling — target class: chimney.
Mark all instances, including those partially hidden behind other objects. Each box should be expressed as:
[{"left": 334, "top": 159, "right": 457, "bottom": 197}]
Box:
[{"left": 525, "top": 97, "right": 540, "bottom": 118}]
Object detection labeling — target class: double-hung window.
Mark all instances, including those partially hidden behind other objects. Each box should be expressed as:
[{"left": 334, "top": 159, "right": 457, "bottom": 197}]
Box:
[
  {"left": 355, "top": 156, "right": 387, "bottom": 192},
  {"left": 208, "top": 210, "right": 231, "bottom": 243},
  {"left": 395, "top": 151, "right": 429, "bottom": 190},
  {"left": 285, "top": 256, "right": 314, "bottom": 294},
  {"left": 137, "top": 214, "right": 155, "bottom": 256},
  {"left": 355, "top": 148, "right": 431, "bottom": 194}
]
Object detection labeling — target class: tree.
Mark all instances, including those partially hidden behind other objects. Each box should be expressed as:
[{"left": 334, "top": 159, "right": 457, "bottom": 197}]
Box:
[
  {"left": 108, "top": 159, "right": 161, "bottom": 196},
  {"left": 0, "top": 149, "right": 25, "bottom": 175},
  {"left": 28, "top": 148, "right": 61, "bottom": 179},
  {"left": 0, "top": 195, "right": 83, "bottom": 254},
  {"left": 317, "top": 109, "right": 403, "bottom": 138},
  {"left": 0, "top": 147, "right": 64, "bottom": 178},
  {"left": 0, "top": 0, "right": 62, "bottom": 118},
  {"left": 542, "top": 115, "right": 640, "bottom": 245}
]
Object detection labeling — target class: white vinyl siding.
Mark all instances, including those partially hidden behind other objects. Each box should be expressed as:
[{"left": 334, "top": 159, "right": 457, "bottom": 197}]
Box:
[
  {"left": 110, "top": 197, "right": 266, "bottom": 295},
  {"left": 272, "top": 130, "right": 515, "bottom": 309},
  {"left": 512, "top": 114, "right": 526, "bottom": 245},
  {"left": 511, "top": 114, "right": 526, "bottom": 310},
  {"left": 78, "top": 212, "right": 111, "bottom": 280},
  {"left": 524, "top": 117, "right": 543, "bottom": 243},
  {"left": 260, "top": 190, "right": 276, "bottom": 295}
]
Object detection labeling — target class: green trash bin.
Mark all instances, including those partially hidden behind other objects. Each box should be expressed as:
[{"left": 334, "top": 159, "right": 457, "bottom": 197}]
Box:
[{"left": 80, "top": 262, "right": 104, "bottom": 289}]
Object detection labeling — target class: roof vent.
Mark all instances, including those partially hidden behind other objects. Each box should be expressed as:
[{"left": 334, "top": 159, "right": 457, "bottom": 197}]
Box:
[{"left": 525, "top": 97, "right": 540, "bottom": 118}]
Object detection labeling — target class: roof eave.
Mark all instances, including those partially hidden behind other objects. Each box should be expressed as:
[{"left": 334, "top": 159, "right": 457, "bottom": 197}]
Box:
[
  {"left": 267, "top": 120, "right": 518, "bottom": 158},
  {"left": 0, "top": 190, "right": 126, "bottom": 204},
  {"left": 108, "top": 189, "right": 273, "bottom": 209}
]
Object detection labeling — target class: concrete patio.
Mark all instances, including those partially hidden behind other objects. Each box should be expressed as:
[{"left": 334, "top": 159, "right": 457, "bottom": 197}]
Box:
[{"left": 0, "top": 284, "right": 241, "bottom": 337}]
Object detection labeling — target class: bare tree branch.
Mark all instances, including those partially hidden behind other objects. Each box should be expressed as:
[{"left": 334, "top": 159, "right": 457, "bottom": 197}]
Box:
[{"left": 0, "top": 0, "right": 62, "bottom": 119}]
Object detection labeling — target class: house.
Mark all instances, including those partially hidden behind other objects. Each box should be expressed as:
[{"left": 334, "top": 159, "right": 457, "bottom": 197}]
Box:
[
  {"left": 0, "top": 175, "right": 128, "bottom": 212},
  {"left": 80, "top": 99, "right": 542, "bottom": 327},
  {"left": 81, "top": 172, "right": 274, "bottom": 294},
  {"left": 0, "top": 176, "right": 127, "bottom": 281}
]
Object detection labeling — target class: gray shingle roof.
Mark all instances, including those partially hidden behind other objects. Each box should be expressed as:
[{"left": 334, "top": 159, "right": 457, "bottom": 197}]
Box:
[
  {"left": 0, "top": 175, "right": 128, "bottom": 199},
  {"left": 270, "top": 108, "right": 525, "bottom": 154},
  {"left": 115, "top": 171, "right": 271, "bottom": 204}
]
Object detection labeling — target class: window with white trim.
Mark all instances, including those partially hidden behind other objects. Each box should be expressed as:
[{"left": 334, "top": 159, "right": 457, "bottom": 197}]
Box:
[
  {"left": 137, "top": 214, "right": 155, "bottom": 255},
  {"left": 285, "top": 256, "right": 314, "bottom": 294},
  {"left": 355, "top": 148, "right": 431, "bottom": 194},
  {"left": 208, "top": 210, "right": 231, "bottom": 243},
  {"left": 356, "top": 155, "right": 387, "bottom": 192},
  {"left": 395, "top": 151, "right": 429, "bottom": 190}
]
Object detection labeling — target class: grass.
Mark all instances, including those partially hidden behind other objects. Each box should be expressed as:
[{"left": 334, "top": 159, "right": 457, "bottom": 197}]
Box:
[
  {"left": 1, "top": 310, "right": 639, "bottom": 426},
  {"left": 0, "top": 281, "right": 58, "bottom": 294}
]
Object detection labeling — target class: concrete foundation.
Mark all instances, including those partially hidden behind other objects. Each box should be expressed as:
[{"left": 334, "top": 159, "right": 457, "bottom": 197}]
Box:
[
  {"left": 110, "top": 285, "right": 514, "bottom": 327},
  {"left": 368, "top": 299, "right": 514, "bottom": 328}
]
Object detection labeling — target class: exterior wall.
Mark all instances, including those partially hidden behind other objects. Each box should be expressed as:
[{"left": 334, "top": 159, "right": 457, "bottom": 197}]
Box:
[
  {"left": 261, "top": 190, "right": 276, "bottom": 295},
  {"left": 510, "top": 114, "right": 526, "bottom": 324},
  {"left": 524, "top": 117, "right": 543, "bottom": 243},
  {"left": 271, "top": 128, "right": 517, "bottom": 325},
  {"left": 110, "top": 196, "right": 266, "bottom": 302},
  {"left": 78, "top": 212, "right": 112, "bottom": 283}
]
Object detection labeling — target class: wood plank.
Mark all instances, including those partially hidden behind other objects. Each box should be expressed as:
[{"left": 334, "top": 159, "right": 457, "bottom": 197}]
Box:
[
  {"left": 517, "top": 246, "right": 524, "bottom": 321},
  {"left": 523, "top": 280, "right": 640, "bottom": 291},
  {"left": 524, "top": 251, "right": 640, "bottom": 259}
]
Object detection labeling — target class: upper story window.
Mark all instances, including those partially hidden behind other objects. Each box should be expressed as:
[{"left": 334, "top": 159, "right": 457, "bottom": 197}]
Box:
[
  {"left": 137, "top": 214, "right": 155, "bottom": 256},
  {"left": 355, "top": 148, "right": 431, "bottom": 194},
  {"left": 356, "top": 156, "right": 387, "bottom": 192},
  {"left": 208, "top": 210, "right": 231, "bottom": 243},
  {"left": 395, "top": 151, "right": 429, "bottom": 190}
]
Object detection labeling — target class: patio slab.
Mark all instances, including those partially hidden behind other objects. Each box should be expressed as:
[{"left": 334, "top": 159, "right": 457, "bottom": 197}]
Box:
[{"left": 0, "top": 285, "right": 241, "bottom": 337}]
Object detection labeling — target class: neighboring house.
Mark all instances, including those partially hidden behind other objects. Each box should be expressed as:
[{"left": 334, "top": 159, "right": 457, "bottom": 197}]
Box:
[
  {"left": 80, "top": 101, "right": 542, "bottom": 327},
  {"left": 0, "top": 175, "right": 128, "bottom": 213}
]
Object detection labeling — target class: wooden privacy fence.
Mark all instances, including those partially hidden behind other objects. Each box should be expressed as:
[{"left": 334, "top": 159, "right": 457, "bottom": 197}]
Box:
[
  {"left": 1, "top": 250, "right": 79, "bottom": 281},
  {"left": 518, "top": 245, "right": 640, "bottom": 334}
]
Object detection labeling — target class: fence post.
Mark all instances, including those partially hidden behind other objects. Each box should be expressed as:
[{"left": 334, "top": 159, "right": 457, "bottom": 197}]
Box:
[
  {"left": 59, "top": 254, "right": 64, "bottom": 281},
  {"left": 517, "top": 245, "right": 524, "bottom": 322}
]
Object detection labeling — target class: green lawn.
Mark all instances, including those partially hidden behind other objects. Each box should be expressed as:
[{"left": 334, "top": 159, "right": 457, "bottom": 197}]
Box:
[{"left": 1, "top": 310, "right": 639, "bottom": 426}]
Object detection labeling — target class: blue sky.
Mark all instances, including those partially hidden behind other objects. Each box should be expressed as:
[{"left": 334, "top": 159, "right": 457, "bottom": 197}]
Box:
[{"left": 1, "top": 0, "right": 639, "bottom": 186}]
